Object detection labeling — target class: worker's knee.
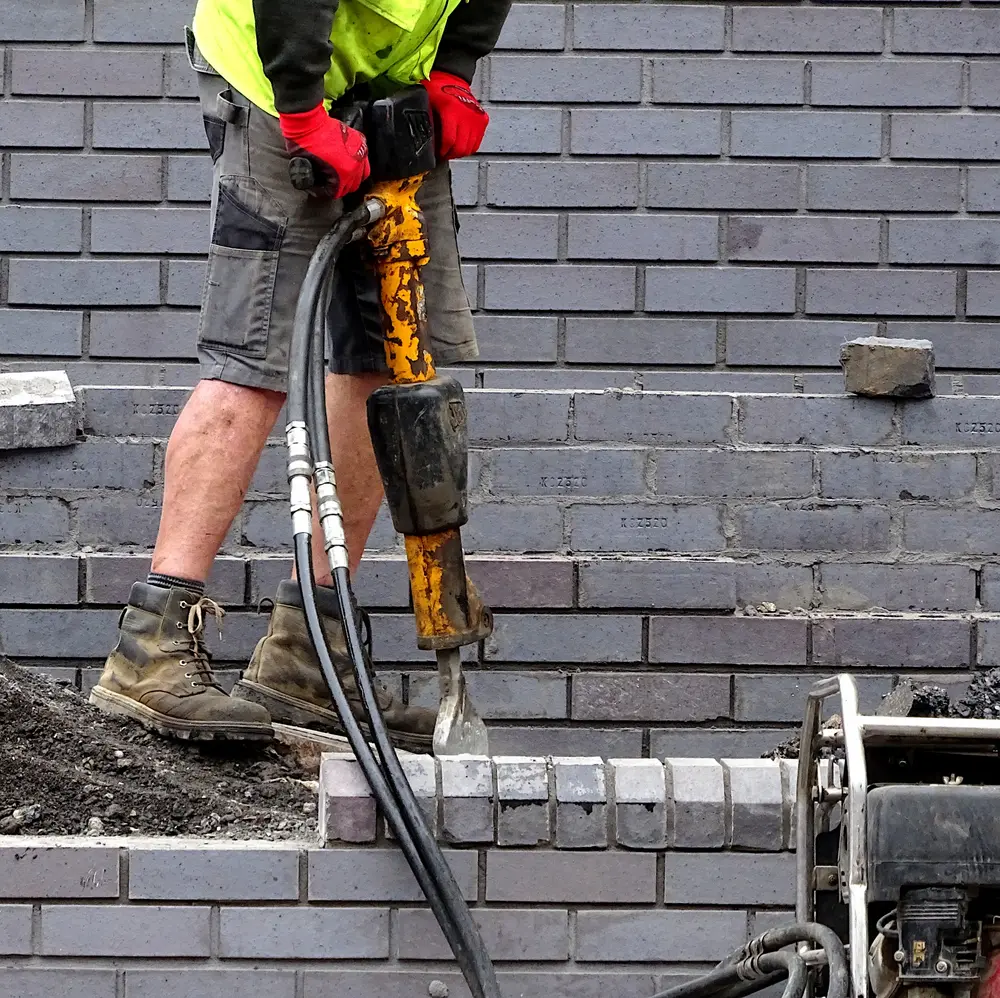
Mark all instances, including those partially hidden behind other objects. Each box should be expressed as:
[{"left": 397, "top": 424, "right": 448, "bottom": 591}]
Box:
[{"left": 193, "top": 378, "right": 286, "bottom": 427}]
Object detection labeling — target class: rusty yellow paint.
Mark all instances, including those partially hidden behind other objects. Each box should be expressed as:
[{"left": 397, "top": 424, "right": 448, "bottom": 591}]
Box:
[
  {"left": 367, "top": 175, "right": 435, "bottom": 384},
  {"left": 405, "top": 531, "right": 456, "bottom": 640}
]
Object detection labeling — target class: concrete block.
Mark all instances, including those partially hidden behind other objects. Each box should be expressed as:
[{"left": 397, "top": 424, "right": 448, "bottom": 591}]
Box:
[
  {"left": 723, "top": 760, "right": 783, "bottom": 850},
  {"left": 0, "top": 308, "right": 83, "bottom": 356},
  {"left": 576, "top": 909, "right": 747, "bottom": 962},
  {"left": 0, "top": 371, "right": 77, "bottom": 450},
  {"left": 495, "top": 756, "right": 550, "bottom": 846},
  {"left": 820, "top": 452, "right": 974, "bottom": 502},
  {"left": 486, "top": 851, "right": 656, "bottom": 903},
  {"left": 0, "top": 205, "right": 82, "bottom": 252},
  {"left": 554, "top": 756, "right": 607, "bottom": 849},
  {"left": 841, "top": 337, "right": 935, "bottom": 398},
  {"left": 308, "top": 847, "right": 477, "bottom": 901},
  {"left": 572, "top": 673, "right": 730, "bottom": 723},
  {"left": 665, "top": 759, "right": 725, "bottom": 848},
  {"left": 40, "top": 905, "right": 210, "bottom": 957},
  {"left": 611, "top": 759, "right": 669, "bottom": 850},
  {"left": 219, "top": 907, "right": 388, "bottom": 959},
  {"left": 319, "top": 753, "right": 376, "bottom": 844},
  {"left": 727, "top": 320, "right": 876, "bottom": 368},
  {"left": 398, "top": 908, "right": 569, "bottom": 961},
  {"left": 440, "top": 756, "right": 494, "bottom": 843},
  {"left": 742, "top": 395, "right": 896, "bottom": 447},
  {"left": 0, "top": 844, "right": 119, "bottom": 898},
  {"left": 0, "top": 904, "right": 32, "bottom": 955}
]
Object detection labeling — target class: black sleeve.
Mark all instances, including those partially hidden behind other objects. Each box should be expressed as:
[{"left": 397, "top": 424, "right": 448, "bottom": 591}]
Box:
[
  {"left": 433, "top": 0, "right": 513, "bottom": 83},
  {"left": 253, "top": 0, "right": 339, "bottom": 114}
]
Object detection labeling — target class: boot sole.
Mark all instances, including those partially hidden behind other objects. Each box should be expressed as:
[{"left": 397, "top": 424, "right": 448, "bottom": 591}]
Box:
[
  {"left": 89, "top": 686, "right": 274, "bottom": 742},
  {"left": 232, "top": 680, "right": 432, "bottom": 754}
]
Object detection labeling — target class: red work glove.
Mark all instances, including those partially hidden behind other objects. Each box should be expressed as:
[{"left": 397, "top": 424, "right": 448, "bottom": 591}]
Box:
[
  {"left": 422, "top": 70, "right": 489, "bottom": 160},
  {"left": 279, "top": 104, "right": 370, "bottom": 199}
]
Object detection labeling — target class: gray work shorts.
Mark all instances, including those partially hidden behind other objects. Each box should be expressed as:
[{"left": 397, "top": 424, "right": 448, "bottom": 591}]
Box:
[{"left": 187, "top": 31, "right": 478, "bottom": 391}]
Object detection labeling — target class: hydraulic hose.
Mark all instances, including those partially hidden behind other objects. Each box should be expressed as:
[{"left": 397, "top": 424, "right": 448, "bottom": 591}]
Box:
[
  {"left": 287, "top": 202, "right": 500, "bottom": 998},
  {"left": 650, "top": 950, "right": 809, "bottom": 998}
]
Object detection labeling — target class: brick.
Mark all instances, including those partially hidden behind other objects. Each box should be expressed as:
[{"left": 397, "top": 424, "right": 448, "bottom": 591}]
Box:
[
  {"left": 969, "top": 169, "right": 1000, "bottom": 211},
  {"left": 653, "top": 57, "right": 802, "bottom": 104},
  {"left": 40, "top": 905, "right": 209, "bottom": 957},
  {"left": 11, "top": 153, "right": 162, "bottom": 201},
  {"left": 566, "top": 318, "right": 716, "bottom": 365},
  {"left": 0, "top": 904, "right": 31, "bottom": 955},
  {"left": 808, "top": 269, "right": 956, "bottom": 317},
  {"left": 0, "top": 554, "right": 77, "bottom": 604},
  {"left": 91, "top": 208, "right": 209, "bottom": 254},
  {"left": 471, "top": 316, "right": 558, "bottom": 363},
  {"left": 0, "top": 844, "right": 119, "bottom": 898},
  {"left": 167, "top": 155, "right": 212, "bottom": 201},
  {"left": 736, "top": 563, "right": 814, "bottom": 610},
  {"left": 410, "top": 670, "right": 566, "bottom": 720},
  {"left": 647, "top": 266, "right": 796, "bottom": 313},
  {"left": 303, "top": 972, "right": 472, "bottom": 998},
  {"left": 611, "top": 759, "right": 669, "bottom": 849},
  {"left": 309, "top": 848, "right": 477, "bottom": 901},
  {"left": 819, "top": 563, "right": 974, "bottom": 612},
  {"left": 490, "top": 726, "right": 643, "bottom": 759},
  {"left": 572, "top": 109, "right": 720, "bottom": 155},
  {"left": 650, "top": 616, "right": 806, "bottom": 666},
  {"left": 486, "top": 613, "right": 640, "bottom": 662},
  {"left": 971, "top": 64, "right": 1000, "bottom": 108},
  {"left": 893, "top": 11, "right": 1000, "bottom": 55},
  {"left": 732, "top": 111, "right": 880, "bottom": 158},
  {"left": 813, "top": 618, "right": 971, "bottom": 669},
  {"left": 733, "top": 7, "right": 882, "bottom": 53},
  {"left": 487, "top": 161, "right": 638, "bottom": 208},
  {"left": 892, "top": 114, "right": 1000, "bottom": 160},
  {"left": 486, "top": 851, "right": 656, "bottom": 903},
  {"left": 496, "top": 973, "right": 662, "bottom": 998},
  {"left": 968, "top": 271, "right": 1000, "bottom": 317},
  {"left": 2, "top": 439, "right": 153, "bottom": 490},
  {"left": 219, "top": 907, "right": 387, "bottom": 959},
  {"left": 491, "top": 55, "right": 640, "bottom": 102},
  {"left": 821, "top": 452, "right": 973, "bottom": 501},
  {"left": 0, "top": 971, "right": 115, "bottom": 998},
  {"left": 727, "top": 320, "right": 875, "bottom": 368},
  {"left": 664, "top": 759, "right": 725, "bottom": 848},
  {"left": 87, "top": 553, "right": 244, "bottom": 604},
  {"left": 319, "top": 754, "right": 375, "bottom": 844},
  {"left": 569, "top": 214, "right": 717, "bottom": 261},
  {"left": 9, "top": 259, "right": 160, "bottom": 307},
  {"left": 389, "top": 754, "right": 438, "bottom": 837},
  {"left": 165, "top": 49, "right": 199, "bottom": 98},
  {"left": 890, "top": 220, "right": 1000, "bottom": 266},
  {"left": 903, "top": 396, "right": 1000, "bottom": 446},
  {"left": 978, "top": 621, "right": 1000, "bottom": 668},
  {"left": 76, "top": 493, "right": 163, "bottom": 546},
  {"left": 649, "top": 163, "right": 799, "bottom": 209},
  {"left": 90, "top": 311, "right": 197, "bottom": 360},
  {"left": 13, "top": 49, "right": 162, "bottom": 96},
  {"left": 467, "top": 390, "right": 570, "bottom": 444},
  {"left": 485, "top": 264, "right": 635, "bottom": 311},
  {"left": 457, "top": 213, "right": 558, "bottom": 260},
  {"left": 400, "top": 908, "right": 568, "bottom": 961},
  {"left": 484, "top": 369, "right": 642, "bottom": 390},
  {"left": 94, "top": 0, "right": 196, "bottom": 42},
  {"left": 737, "top": 505, "right": 890, "bottom": 553},
  {"left": 466, "top": 556, "right": 573, "bottom": 609},
  {"left": 0, "top": 497, "right": 70, "bottom": 545},
  {"left": 440, "top": 756, "right": 494, "bottom": 843},
  {"left": 489, "top": 447, "right": 646, "bottom": 497},
  {"left": 553, "top": 756, "right": 607, "bottom": 849},
  {"left": 0, "top": 206, "right": 82, "bottom": 252},
  {"left": 663, "top": 852, "right": 796, "bottom": 905},
  {"left": 0, "top": 309, "right": 83, "bottom": 356},
  {"left": 652, "top": 728, "right": 797, "bottom": 759},
  {"left": 129, "top": 845, "right": 298, "bottom": 901},
  {"left": 0, "top": 0, "right": 84, "bottom": 38},
  {"left": 905, "top": 510, "right": 1000, "bottom": 556},
  {"left": 497, "top": 4, "right": 565, "bottom": 49},
  {"left": 0, "top": 101, "right": 84, "bottom": 148},
  {"left": 807, "top": 165, "right": 960, "bottom": 212},
  {"left": 575, "top": 391, "right": 731, "bottom": 445},
  {"left": 495, "top": 756, "right": 550, "bottom": 847},
  {"left": 478, "top": 107, "right": 562, "bottom": 154},
  {"left": 579, "top": 557, "right": 736, "bottom": 610},
  {"left": 93, "top": 102, "right": 207, "bottom": 150},
  {"left": 728, "top": 215, "right": 879, "bottom": 263},
  {"left": 742, "top": 395, "right": 896, "bottom": 446},
  {"left": 127, "top": 970, "right": 296, "bottom": 998},
  {"left": 569, "top": 503, "right": 725, "bottom": 554},
  {"left": 167, "top": 259, "right": 207, "bottom": 306},
  {"left": 723, "top": 760, "right": 783, "bottom": 850},
  {"left": 573, "top": 673, "right": 729, "bottom": 723},
  {"left": 657, "top": 450, "right": 812, "bottom": 499},
  {"left": 812, "top": 60, "right": 961, "bottom": 107},
  {"left": 574, "top": 4, "right": 722, "bottom": 50},
  {"left": 577, "top": 910, "right": 746, "bottom": 962}
]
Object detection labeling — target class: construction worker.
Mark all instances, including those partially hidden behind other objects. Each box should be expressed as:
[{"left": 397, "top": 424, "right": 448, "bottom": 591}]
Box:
[{"left": 89, "top": 0, "right": 512, "bottom": 752}]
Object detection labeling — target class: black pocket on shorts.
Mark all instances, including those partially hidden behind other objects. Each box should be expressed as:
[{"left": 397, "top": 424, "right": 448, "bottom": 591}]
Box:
[{"left": 203, "top": 114, "right": 225, "bottom": 163}]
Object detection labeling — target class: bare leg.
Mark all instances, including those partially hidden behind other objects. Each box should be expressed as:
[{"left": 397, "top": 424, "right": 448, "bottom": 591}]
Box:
[
  {"left": 151, "top": 379, "right": 285, "bottom": 583},
  {"left": 307, "top": 371, "right": 389, "bottom": 585}
]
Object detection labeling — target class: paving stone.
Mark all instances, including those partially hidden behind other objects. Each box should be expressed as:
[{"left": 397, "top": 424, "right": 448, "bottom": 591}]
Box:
[
  {"left": 664, "top": 759, "right": 725, "bottom": 848},
  {"left": 495, "top": 756, "right": 551, "bottom": 846},
  {"left": 723, "top": 759, "right": 784, "bottom": 850},
  {"left": 440, "top": 756, "right": 495, "bottom": 844},
  {"left": 611, "top": 759, "right": 669, "bottom": 850},
  {"left": 554, "top": 756, "right": 608, "bottom": 849},
  {"left": 841, "top": 336, "right": 935, "bottom": 399},
  {"left": 0, "top": 370, "right": 77, "bottom": 450},
  {"left": 319, "top": 753, "right": 376, "bottom": 845}
]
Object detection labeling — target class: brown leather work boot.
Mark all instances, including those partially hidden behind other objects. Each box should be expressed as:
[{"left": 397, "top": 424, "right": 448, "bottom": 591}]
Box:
[
  {"left": 232, "top": 580, "right": 435, "bottom": 754},
  {"left": 90, "top": 582, "right": 273, "bottom": 741}
]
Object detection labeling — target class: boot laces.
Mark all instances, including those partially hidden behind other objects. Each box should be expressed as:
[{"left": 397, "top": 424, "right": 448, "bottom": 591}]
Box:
[{"left": 177, "top": 597, "right": 226, "bottom": 691}]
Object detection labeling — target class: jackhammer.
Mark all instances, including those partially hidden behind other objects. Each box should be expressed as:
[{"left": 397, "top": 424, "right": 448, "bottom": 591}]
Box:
[{"left": 285, "top": 84, "right": 854, "bottom": 998}]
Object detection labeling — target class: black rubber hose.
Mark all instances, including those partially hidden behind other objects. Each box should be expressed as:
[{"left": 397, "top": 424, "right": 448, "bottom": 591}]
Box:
[{"left": 650, "top": 951, "right": 808, "bottom": 998}]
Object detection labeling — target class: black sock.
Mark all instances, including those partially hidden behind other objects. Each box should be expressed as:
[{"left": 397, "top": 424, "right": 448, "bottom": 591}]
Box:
[{"left": 147, "top": 572, "right": 205, "bottom": 596}]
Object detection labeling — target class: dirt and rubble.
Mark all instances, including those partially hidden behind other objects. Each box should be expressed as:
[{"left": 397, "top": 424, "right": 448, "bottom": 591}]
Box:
[{"left": 0, "top": 659, "right": 317, "bottom": 839}]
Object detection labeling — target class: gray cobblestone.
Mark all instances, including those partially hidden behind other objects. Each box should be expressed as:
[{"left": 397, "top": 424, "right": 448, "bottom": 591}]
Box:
[
  {"left": 440, "top": 756, "right": 494, "bottom": 843},
  {"left": 723, "top": 760, "right": 783, "bottom": 850},
  {"left": 319, "top": 754, "right": 376, "bottom": 844},
  {"left": 665, "top": 759, "right": 726, "bottom": 848},
  {"left": 495, "top": 756, "right": 550, "bottom": 846},
  {"left": 611, "top": 759, "right": 669, "bottom": 850},
  {"left": 554, "top": 756, "right": 607, "bottom": 849}
]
